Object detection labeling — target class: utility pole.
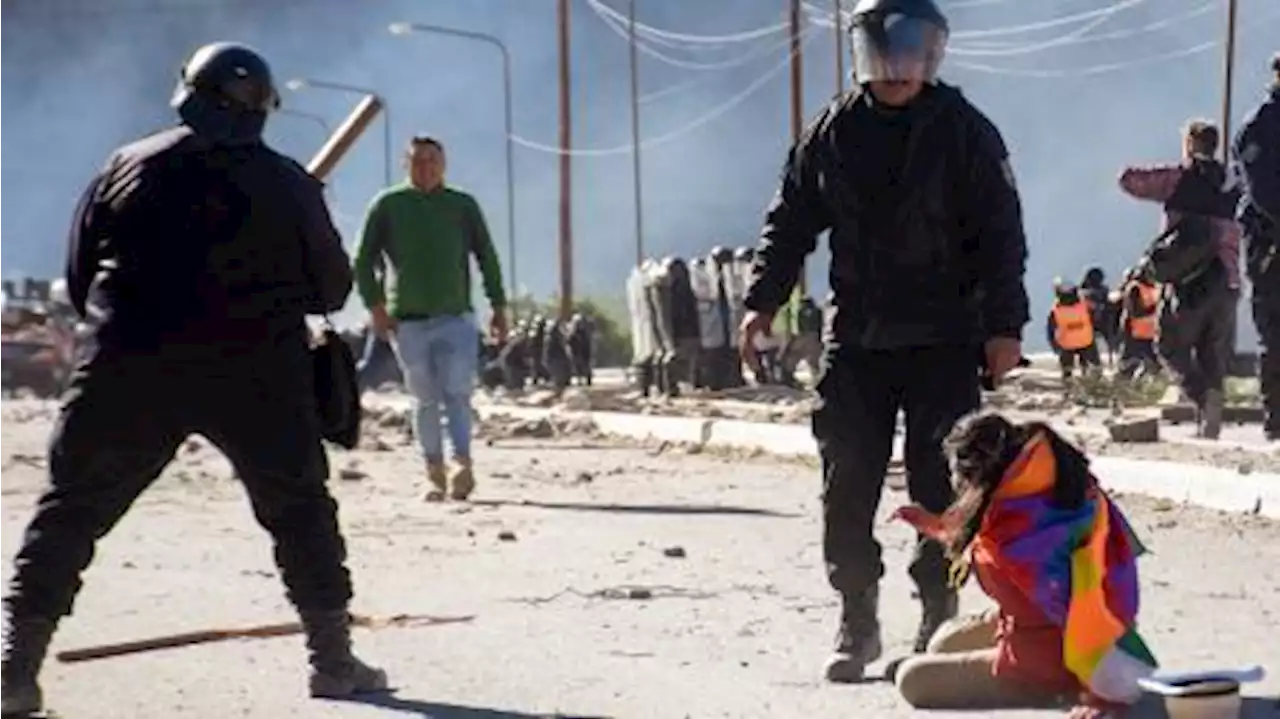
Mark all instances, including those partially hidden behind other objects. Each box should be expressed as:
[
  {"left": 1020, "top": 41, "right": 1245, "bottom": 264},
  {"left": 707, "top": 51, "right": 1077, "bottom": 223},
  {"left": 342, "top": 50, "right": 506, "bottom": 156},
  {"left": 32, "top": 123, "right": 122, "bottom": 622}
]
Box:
[
  {"left": 1219, "top": 0, "right": 1239, "bottom": 162},
  {"left": 1220, "top": 0, "right": 1240, "bottom": 355},
  {"left": 790, "top": 0, "right": 806, "bottom": 297},
  {"left": 558, "top": 0, "right": 574, "bottom": 320},
  {"left": 834, "top": 0, "right": 844, "bottom": 97},
  {"left": 629, "top": 0, "right": 644, "bottom": 266}
]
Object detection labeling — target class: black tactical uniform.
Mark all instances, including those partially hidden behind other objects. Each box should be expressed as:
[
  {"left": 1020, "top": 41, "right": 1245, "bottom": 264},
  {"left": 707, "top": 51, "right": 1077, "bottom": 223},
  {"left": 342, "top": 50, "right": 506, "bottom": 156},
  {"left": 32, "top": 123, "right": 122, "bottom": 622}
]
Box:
[
  {"left": 528, "top": 314, "right": 548, "bottom": 385},
  {"left": 742, "top": 0, "right": 1029, "bottom": 682},
  {"left": 499, "top": 322, "right": 531, "bottom": 391},
  {"left": 0, "top": 43, "right": 386, "bottom": 716},
  {"left": 1234, "top": 59, "right": 1280, "bottom": 440},
  {"left": 566, "top": 314, "right": 595, "bottom": 386},
  {"left": 542, "top": 317, "right": 573, "bottom": 392},
  {"left": 662, "top": 257, "right": 703, "bottom": 395}
]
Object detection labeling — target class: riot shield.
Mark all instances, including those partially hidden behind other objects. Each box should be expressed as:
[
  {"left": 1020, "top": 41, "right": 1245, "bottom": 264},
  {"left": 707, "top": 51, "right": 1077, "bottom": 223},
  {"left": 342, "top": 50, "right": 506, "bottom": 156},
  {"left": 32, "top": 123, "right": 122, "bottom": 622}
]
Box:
[
  {"left": 626, "top": 265, "right": 654, "bottom": 366},
  {"left": 721, "top": 260, "right": 748, "bottom": 347},
  {"left": 648, "top": 262, "right": 676, "bottom": 360},
  {"left": 689, "top": 260, "right": 726, "bottom": 350}
]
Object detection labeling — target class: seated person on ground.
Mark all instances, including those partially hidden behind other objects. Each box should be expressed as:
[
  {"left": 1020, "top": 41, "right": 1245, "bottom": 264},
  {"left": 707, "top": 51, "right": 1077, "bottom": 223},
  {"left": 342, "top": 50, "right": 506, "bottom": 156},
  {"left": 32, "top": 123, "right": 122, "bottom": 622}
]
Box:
[{"left": 892, "top": 411, "right": 1157, "bottom": 719}]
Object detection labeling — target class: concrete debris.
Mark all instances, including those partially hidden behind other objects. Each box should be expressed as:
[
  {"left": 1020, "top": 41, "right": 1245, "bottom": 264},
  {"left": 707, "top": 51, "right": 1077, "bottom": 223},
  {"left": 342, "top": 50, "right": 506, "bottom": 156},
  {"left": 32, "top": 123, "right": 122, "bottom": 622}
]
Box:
[{"left": 1106, "top": 417, "right": 1160, "bottom": 443}]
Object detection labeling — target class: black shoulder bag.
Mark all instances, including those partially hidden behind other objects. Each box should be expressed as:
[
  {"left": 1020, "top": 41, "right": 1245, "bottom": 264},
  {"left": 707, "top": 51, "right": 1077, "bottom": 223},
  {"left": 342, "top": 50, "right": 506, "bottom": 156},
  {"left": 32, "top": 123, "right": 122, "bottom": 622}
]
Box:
[{"left": 311, "top": 315, "right": 361, "bottom": 449}]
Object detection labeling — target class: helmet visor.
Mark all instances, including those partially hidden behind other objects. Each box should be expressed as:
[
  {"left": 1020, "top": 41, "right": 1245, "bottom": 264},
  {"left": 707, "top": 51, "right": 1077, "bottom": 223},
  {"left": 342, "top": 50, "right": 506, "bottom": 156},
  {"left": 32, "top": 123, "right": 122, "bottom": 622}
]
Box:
[{"left": 850, "top": 13, "right": 947, "bottom": 83}]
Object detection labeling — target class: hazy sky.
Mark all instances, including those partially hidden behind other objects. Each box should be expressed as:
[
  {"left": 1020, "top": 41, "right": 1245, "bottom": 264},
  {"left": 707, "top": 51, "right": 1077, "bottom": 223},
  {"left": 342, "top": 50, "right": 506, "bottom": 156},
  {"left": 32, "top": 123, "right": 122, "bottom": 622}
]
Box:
[{"left": 2, "top": 0, "right": 1276, "bottom": 346}]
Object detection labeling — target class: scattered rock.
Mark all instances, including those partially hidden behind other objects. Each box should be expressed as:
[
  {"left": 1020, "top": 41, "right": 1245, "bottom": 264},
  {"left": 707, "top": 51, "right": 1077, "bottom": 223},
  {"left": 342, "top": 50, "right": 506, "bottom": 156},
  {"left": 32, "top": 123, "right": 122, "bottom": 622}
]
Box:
[
  {"left": 1107, "top": 417, "right": 1160, "bottom": 444},
  {"left": 497, "top": 530, "right": 518, "bottom": 542},
  {"left": 627, "top": 587, "right": 653, "bottom": 600},
  {"left": 492, "top": 471, "right": 513, "bottom": 479},
  {"left": 662, "top": 546, "right": 687, "bottom": 559},
  {"left": 575, "top": 471, "right": 594, "bottom": 484},
  {"left": 337, "top": 467, "right": 368, "bottom": 481}
]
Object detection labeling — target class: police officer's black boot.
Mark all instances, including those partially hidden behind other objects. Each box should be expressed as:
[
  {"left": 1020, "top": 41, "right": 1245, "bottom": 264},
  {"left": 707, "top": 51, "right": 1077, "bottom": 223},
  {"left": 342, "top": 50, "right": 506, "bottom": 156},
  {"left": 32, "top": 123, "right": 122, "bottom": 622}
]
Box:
[
  {"left": 824, "top": 585, "right": 881, "bottom": 683},
  {"left": 1200, "top": 389, "right": 1224, "bottom": 440},
  {"left": 913, "top": 589, "right": 959, "bottom": 653},
  {"left": 1, "top": 615, "right": 57, "bottom": 716},
  {"left": 300, "top": 610, "right": 388, "bottom": 698}
]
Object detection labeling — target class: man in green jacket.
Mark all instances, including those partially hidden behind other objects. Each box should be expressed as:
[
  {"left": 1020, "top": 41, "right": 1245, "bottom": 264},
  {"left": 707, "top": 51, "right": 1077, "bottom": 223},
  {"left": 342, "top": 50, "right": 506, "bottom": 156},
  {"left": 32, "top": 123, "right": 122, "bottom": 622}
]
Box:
[{"left": 354, "top": 135, "right": 507, "bottom": 501}]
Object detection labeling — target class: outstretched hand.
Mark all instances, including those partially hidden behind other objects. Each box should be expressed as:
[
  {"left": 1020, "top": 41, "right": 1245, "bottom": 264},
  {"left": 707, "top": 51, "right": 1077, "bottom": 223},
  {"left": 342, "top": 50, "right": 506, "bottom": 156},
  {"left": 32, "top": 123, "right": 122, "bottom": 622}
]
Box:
[{"left": 890, "top": 504, "right": 948, "bottom": 542}]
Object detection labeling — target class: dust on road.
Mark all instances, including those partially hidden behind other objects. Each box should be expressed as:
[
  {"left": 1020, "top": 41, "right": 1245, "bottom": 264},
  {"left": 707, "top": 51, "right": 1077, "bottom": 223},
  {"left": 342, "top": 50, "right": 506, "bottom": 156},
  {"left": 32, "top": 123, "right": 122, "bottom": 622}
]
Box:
[{"left": 2, "top": 398, "right": 1278, "bottom": 718}]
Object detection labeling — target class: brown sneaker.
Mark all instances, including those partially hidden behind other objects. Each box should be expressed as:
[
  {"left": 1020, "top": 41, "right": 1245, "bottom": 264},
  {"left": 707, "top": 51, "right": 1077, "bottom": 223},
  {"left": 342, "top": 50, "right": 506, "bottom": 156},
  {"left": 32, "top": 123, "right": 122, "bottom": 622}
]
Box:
[
  {"left": 424, "top": 462, "right": 448, "bottom": 502},
  {"left": 449, "top": 458, "right": 475, "bottom": 501}
]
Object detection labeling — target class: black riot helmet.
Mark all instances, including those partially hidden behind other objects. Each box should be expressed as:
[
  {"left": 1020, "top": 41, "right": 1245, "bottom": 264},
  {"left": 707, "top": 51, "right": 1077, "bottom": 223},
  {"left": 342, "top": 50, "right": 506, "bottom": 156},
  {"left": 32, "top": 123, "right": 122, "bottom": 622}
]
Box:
[
  {"left": 848, "top": 0, "right": 949, "bottom": 85},
  {"left": 710, "top": 246, "right": 733, "bottom": 265},
  {"left": 171, "top": 42, "right": 280, "bottom": 144},
  {"left": 733, "top": 246, "right": 756, "bottom": 262}
]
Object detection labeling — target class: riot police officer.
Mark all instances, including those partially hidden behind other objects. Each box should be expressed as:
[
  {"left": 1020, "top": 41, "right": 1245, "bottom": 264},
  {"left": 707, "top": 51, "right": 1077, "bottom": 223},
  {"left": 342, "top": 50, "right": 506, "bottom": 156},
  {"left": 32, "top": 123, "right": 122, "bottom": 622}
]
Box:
[
  {"left": 1234, "top": 54, "right": 1280, "bottom": 440},
  {"left": 739, "top": 0, "right": 1029, "bottom": 682},
  {"left": 0, "top": 43, "right": 386, "bottom": 716}
]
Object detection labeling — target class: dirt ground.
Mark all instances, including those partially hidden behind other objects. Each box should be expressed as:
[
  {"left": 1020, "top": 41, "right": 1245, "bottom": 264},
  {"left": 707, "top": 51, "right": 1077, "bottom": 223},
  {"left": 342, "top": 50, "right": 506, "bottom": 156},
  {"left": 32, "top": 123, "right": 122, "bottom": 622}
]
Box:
[{"left": 2, "top": 398, "right": 1278, "bottom": 718}]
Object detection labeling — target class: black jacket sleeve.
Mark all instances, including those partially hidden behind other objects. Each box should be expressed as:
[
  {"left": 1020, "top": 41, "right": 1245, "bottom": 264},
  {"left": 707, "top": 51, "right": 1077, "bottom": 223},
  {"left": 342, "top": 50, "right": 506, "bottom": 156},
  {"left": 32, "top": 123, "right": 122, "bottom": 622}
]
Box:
[
  {"left": 1045, "top": 311, "right": 1059, "bottom": 353},
  {"left": 1233, "top": 94, "right": 1280, "bottom": 224},
  {"left": 65, "top": 169, "right": 111, "bottom": 320},
  {"left": 296, "top": 174, "right": 353, "bottom": 314},
  {"left": 744, "top": 111, "right": 834, "bottom": 316},
  {"left": 961, "top": 105, "right": 1030, "bottom": 340}
]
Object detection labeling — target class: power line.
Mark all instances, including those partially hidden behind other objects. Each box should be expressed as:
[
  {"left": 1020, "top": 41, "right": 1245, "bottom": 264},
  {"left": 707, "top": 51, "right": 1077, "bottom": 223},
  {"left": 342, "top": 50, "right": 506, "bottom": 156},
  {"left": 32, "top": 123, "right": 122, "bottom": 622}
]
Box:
[
  {"left": 589, "top": 1, "right": 801, "bottom": 71},
  {"left": 807, "top": 0, "right": 1150, "bottom": 40},
  {"left": 952, "top": 0, "right": 1216, "bottom": 50},
  {"left": 584, "top": 0, "right": 788, "bottom": 46},
  {"left": 511, "top": 30, "right": 820, "bottom": 157},
  {"left": 588, "top": 3, "right": 798, "bottom": 72},
  {"left": 951, "top": 1, "right": 1275, "bottom": 77},
  {"left": 953, "top": 38, "right": 1214, "bottom": 77},
  {"left": 3, "top": 0, "right": 333, "bottom": 17},
  {"left": 946, "top": 0, "right": 1144, "bottom": 57}
]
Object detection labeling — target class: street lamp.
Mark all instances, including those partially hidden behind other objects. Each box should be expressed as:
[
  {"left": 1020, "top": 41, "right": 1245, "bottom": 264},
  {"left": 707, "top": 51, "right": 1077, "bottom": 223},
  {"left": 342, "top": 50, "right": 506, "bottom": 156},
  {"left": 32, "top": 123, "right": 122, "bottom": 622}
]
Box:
[
  {"left": 278, "top": 107, "right": 332, "bottom": 135},
  {"left": 285, "top": 77, "right": 392, "bottom": 186},
  {"left": 278, "top": 107, "right": 337, "bottom": 201},
  {"left": 389, "top": 20, "right": 518, "bottom": 303}
]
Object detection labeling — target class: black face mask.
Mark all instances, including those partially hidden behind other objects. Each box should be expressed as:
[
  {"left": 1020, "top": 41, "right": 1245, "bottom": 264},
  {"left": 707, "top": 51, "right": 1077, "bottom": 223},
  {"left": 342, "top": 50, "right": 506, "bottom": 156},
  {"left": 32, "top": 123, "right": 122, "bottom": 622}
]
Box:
[{"left": 175, "top": 91, "right": 269, "bottom": 145}]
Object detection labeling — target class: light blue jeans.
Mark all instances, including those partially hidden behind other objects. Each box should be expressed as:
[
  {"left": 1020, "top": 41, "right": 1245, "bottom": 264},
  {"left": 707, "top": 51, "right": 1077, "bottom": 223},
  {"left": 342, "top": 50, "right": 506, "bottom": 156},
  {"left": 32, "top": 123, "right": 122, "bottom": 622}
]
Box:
[{"left": 391, "top": 315, "right": 479, "bottom": 462}]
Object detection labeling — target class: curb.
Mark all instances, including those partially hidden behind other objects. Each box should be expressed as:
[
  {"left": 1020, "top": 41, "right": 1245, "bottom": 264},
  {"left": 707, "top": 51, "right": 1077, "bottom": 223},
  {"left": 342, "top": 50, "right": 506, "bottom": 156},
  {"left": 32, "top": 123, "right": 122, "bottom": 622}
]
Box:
[{"left": 461, "top": 404, "right": 1280, "bottom": 521}]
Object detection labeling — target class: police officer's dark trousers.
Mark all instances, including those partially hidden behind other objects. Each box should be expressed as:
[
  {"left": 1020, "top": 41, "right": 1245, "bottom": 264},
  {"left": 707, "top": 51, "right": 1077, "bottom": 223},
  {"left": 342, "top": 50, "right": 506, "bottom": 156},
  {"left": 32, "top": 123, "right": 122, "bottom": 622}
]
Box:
[
  {"left": 1118, "top": 337, "right": 1159, "bottom": 379},
  {"left": 1157, "top": 283, "right": 1235, "bottom": 408},
  {"left": 1253, "top": 271, "right": 1280, "bottom": 436},
  {"left": 4, "top": 341, "right": 353, "bottom": 625},
  {"left": 812, "top": 344, "right": 980, "bottom": 601}
]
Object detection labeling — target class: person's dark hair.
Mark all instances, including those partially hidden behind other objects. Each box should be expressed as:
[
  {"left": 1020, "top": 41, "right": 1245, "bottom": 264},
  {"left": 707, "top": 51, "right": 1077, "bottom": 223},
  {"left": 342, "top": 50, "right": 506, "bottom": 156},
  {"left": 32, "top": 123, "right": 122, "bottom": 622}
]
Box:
[
  {"left": 936, "top": 411, "right": 1091, "bottom": 560},
  {"left": 1183, "top": 120, "right": 1219, "bottom": 158},
  {"left": 1272, "top": 53, "right": 1279, "bottom": 85},
  {"left": 408, "top": 135, "right": 444, "bottom": 152}
]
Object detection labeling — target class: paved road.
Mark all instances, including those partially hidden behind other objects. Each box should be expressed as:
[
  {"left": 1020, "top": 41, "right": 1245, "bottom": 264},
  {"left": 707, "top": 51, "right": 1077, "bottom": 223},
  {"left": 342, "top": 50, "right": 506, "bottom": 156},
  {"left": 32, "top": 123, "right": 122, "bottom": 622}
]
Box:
[{"left": 2, "top": 399, "right": 1277, "bottom": 718}]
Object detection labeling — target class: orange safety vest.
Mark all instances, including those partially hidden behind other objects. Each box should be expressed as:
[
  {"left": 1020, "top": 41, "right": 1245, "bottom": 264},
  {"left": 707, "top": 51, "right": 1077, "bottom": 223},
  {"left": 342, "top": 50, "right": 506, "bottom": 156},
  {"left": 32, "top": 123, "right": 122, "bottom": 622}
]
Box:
[
  {"left": 1052, "top": 301, "right": 1094, "bottom": 351},
  {"left": 1127, "top": 281, "right": 1160, "bottom": 341}
]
